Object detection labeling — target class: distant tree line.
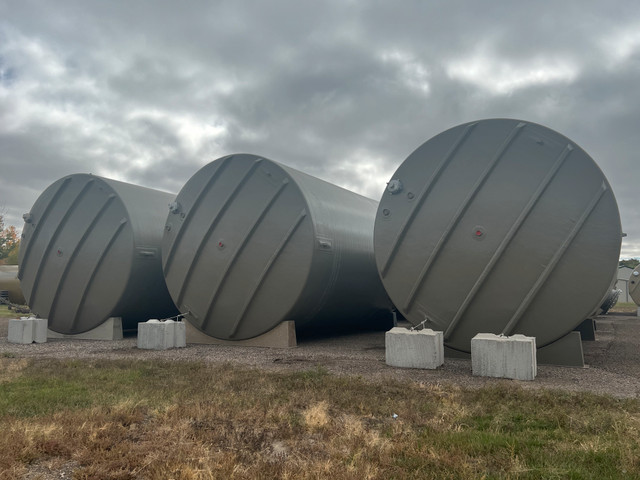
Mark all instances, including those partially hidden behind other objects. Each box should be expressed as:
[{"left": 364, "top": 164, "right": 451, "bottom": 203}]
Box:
[
  {"left": 0, "top": 215, "right": 19, "bottom": 264},
  {"left": 619, "top": 258, "right": 640, "bottom": 269}
]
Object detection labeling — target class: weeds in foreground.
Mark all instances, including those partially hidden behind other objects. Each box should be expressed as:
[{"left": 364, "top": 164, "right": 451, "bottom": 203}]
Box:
[{"left": 0, "top": 359, "right": 638, "bottom": 479}]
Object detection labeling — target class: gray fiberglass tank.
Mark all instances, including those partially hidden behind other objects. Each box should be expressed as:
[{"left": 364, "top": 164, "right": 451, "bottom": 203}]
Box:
[
  {"left": 162, "top": 153, "right": 392, "bottom": 340},
  {"left": 0, "top": 265, "right": 26, "bottom": 305},
  {"left": 374, "top": 118, "right": 622, "bottom": 352},
  {"left": 19, "top": 174, "right": 179, "bottom": 334}
]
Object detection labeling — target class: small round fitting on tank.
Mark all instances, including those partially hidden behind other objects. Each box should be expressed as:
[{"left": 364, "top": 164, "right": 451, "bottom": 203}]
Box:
[
  {"left": 387, "top": 179, "right": 403, "bottom": 195},
  {"left": 168, "top": 201, "right": 181, "bottom": 214}
]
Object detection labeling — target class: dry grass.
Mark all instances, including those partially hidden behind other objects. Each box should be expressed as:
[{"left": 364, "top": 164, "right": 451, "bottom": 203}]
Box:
[{"left": 0, "top": 358, "right": 639, "bottom": 479}]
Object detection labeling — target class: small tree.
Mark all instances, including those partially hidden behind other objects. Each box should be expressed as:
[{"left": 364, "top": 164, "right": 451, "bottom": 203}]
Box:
[
  {"left": 619, "top": 258, "right": 640, "bottom": 269},
  {"left": 0, "top": 215, "right": 19, "bottom": 262},
  {"left": 5, "top": 242, "right": 20, "bottom": 265}
]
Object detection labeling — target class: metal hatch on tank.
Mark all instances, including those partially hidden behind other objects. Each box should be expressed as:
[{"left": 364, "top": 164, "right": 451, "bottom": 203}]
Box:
[
  {"left": 18, "top": 174, "right": 179, "bottom": 334},
  {"left": 162, "top": 153, "right": 392, "bottom": 341},
  {"left": 374, "top": 118, "right": 622, "bottom": 352}
]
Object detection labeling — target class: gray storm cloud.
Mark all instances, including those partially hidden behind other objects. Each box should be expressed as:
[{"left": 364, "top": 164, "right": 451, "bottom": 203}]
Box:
[{"left": 1, "top": 0, "right": 639, "bottom": 255}]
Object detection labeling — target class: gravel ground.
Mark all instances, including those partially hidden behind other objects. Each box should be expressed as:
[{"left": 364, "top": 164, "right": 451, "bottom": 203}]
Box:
[{"left": 1, "top": 315, "right": 639, "bottom": 398}]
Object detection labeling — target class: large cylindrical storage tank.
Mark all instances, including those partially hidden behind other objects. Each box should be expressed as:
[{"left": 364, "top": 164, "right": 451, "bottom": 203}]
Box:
[
  {"left": 0, "top": 265, "right": 26, "bottom": 305},
  {"left": 18, "top": 174, "right": 179, "bottom": 334},
  {"left": 374, "top": 118, "right": 622, "bottom": 352},
  {"left": 628, "top": 265, "right": 640, "bottom": 305},
  {"left": 162, "top": 154, "right": 392, "bottom": 340}
]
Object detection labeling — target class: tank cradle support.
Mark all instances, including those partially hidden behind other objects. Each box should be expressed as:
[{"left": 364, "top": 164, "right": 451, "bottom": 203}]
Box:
[
  {"left": 536, "top": 331, "right": 585, "bottom": 367},
  {"left": 444, "top": 330, "right": 585, "bottom": 367},
  {"left": 184, "top": 320, "right": 297, "bottom": 348},
  {"left": 574, "top": 318, "right": 596, "bottom": 342},
  {"left": 47, "top": 317, "right": 123, "bottom": 341}
]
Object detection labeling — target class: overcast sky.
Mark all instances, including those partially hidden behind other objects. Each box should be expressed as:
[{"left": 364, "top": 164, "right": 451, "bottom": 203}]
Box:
[{"left": 1, "top": 1, "right": 639, "bottom": 257}]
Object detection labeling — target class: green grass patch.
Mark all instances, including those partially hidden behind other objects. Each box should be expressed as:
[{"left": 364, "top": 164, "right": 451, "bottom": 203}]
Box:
[
  {"left": 0, "top": 358, "right": 639, "bottom": 479},
  {"left": 0, "top": 305, "right": 17, "bottom": 318}
]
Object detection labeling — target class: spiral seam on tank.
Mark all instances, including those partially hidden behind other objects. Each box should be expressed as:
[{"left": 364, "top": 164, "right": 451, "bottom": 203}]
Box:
[
  {"left": 404, "top": 122, "right": 526, "bottom": 312},
  {"left": 69, "top": 218, "right": 129, "bottom": 333},
  {"left": 501, "top": 182, "right": 608, "bottom": 336},
  {"left": 29, "top": 179, "right": 96, "bottom": 306},
  {"left": 229, "top": 208, "right": 308, "bottom": 337},
  {"left": 47, "top": 194, "right": 117, "bottom": 324},
  {"left": 444, "top": 142, "right": 574, "bottom": 340},
  {"left": 18, "top": 176, "right": 72, "bottom": 281},
  {"left": 199, "top": 177, "right": 290, "bottom": 334},
  {"left": 379, "top": 121, "right": 478, "bottom": 277},
  {"left": 176, "top": 158, "right": 263, "bottom": 306},
  {"left": 163, "top": 155, "right": 234, "bottom": 274}
]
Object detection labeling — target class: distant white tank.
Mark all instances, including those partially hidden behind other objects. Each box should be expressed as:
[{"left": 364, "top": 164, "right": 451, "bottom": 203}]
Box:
[{"left": 0, "top": 265, "right": 26, "bottom": 305}]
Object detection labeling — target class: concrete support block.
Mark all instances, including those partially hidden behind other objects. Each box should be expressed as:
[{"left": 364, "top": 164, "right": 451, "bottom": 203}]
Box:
[
  {"left": 385, "top": 327, "right": 444, "bottom": 369},
  {"left": 7, "top": 317, "right": 48, "bottom": 344},
  {"left": 471, "top": 333, "right": 537, "bottom": 381},
  {"left": 137, "top": 320, "right": 186, "bottom": 350},
  {"left": 173, "top": 321, "right": 186, "bottom": 348},
  {"left": 33, "top": 318, "right": 48, "bottom": 343},
  {"left": 185, "top": 320, "right": 297, "bottom": 348},
  {"left": 48, "top": 317, "right": 123, "bottom": 341}
]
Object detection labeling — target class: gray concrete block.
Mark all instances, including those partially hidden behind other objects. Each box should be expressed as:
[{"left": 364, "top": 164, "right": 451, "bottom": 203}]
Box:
[
  {"left": 173, "top": 321, "right": 186, "bottom": 348},
  {"left": 385, "top": 327, "right": 444, "bottom": 369},
  {"left": 33, "top": 318, "right": 48, "bottom": 343},
  {"left": 8, "top": 318, "right": 33, "bottom": 344},
  {"left": 137, "top": 319, "right": 186, "bottom": 350},
  {"left": 7, "top": 317, "right": 48, "bottom": 344},
  {"left": 471, "top": 333, "right": 537, "bottom": 381}
]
